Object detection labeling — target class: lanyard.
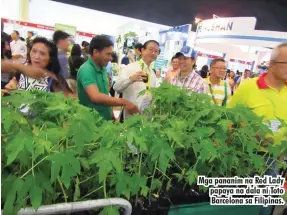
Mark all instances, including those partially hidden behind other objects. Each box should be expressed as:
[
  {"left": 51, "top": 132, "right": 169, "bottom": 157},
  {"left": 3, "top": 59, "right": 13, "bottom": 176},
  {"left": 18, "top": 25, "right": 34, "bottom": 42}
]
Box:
[
  {"left": 177, "top": 72, "right": 190, "bottom": 88},
  {"left": 139, "top": 59, "right": 151, "bottom": 91},
  {"left": 208, "top": 81, "right": 227, "bottom": 106}
]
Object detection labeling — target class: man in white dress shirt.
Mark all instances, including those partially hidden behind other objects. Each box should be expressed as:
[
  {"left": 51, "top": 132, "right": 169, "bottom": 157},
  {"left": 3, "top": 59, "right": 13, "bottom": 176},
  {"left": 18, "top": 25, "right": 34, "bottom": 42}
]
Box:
[
  {"left": 10, "top": 30, "right": 27, "bottom": 64},
  {"left": 114, "top": 40, "right": 160, "bottom": 119}
]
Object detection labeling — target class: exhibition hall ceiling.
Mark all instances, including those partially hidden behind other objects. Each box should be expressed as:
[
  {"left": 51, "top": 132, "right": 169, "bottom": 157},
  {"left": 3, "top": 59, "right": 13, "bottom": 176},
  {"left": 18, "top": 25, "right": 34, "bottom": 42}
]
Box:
[{"left": 53, "top": 0, "right": 287, "bottom": 31}]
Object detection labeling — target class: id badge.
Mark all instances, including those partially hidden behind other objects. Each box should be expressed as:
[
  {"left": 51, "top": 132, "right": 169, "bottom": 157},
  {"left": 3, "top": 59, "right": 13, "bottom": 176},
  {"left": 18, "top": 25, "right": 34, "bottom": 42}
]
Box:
[{"left": 268, "top": 120, "right": 281, "bottom": 133}]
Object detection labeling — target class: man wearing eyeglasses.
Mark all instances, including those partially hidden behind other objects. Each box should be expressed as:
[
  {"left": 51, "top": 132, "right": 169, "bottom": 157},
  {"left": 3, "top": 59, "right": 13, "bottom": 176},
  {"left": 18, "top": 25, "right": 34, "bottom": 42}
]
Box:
[
  {"left": 169, "top": 46, "right": 207, "bottom": 94},
  {"left": 229, "top": 42, "right": 287, "bottom": 215},
  {"left": 204, "top": 58, "right": 232, "bottom": 106},
  {"left": 114, "top": 40, "right": 159, "bottom": 119},
  {"left": 228, "top": 43, "right": 287, "bottom": 175}
]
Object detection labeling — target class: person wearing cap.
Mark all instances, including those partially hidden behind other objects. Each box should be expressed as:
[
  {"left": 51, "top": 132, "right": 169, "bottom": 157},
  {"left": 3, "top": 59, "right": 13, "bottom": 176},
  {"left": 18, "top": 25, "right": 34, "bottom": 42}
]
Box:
[
  {"left": 53, "top": 30, "right": 71, "bottom": 79},
  {"left": 113, "top": 40, "right": 159, "bottom": 119},
  {"left": 169, "top": 46, "right": 207, "bottom": 94},
  {"left": 204, "top": 58, "right": 232, "bottom": 106}
]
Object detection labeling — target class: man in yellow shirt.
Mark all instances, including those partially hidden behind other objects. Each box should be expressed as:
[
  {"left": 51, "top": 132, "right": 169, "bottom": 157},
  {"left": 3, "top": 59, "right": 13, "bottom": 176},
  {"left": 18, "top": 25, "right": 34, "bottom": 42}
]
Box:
[
  {"left": 228, "top": 43, "right": 287, "bottom": 172},
  {"left": 205, "top": 58, "right": 232, "bottom": 106},
  {"left": 228, "top": 43, "right": 287, "bottom": 146},
  {"left": 228, "top": 43, "right": 287, "bottom": 215}
]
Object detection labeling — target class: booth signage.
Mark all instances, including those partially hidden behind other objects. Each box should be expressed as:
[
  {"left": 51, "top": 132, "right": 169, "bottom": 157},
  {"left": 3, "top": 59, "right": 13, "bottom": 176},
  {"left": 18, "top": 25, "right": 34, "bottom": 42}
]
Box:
[
  {"left": 196, "top": 17, "right": 257, "bottom": 37},
  {"left": 55, "top": 23, "right": 77, "bottom": 37},
  {"left": 197, "top": 52, "right": 222, "bottom": 59},
  {"left": 230, "top": 58, "right": 253, "bottom": 65},
  {"left": 1, "top": 18, "right": 97, "bottom": 38}
]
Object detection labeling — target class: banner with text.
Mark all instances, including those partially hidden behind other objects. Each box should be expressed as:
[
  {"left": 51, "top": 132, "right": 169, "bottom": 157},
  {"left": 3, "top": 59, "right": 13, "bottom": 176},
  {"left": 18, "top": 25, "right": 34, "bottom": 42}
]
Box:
[{"left": 196, "top": 17, "right": 257, "bottom": 38}]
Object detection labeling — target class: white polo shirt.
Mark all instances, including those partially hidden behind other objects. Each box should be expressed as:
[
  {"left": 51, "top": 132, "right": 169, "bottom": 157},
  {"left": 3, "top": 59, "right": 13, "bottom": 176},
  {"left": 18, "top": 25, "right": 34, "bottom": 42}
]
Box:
[
  {"left": 10, "top": 39, "right": 27, "bottom": 64},
  {"left": 113, "top": 61, "right": 157, "bottom": 119}
]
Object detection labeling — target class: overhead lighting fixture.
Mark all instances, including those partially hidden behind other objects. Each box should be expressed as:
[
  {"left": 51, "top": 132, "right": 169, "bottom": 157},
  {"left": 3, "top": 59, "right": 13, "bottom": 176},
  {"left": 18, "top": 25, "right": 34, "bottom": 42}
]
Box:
[{"left": 194, "top": 17, "right": 202, "bottom": 24}]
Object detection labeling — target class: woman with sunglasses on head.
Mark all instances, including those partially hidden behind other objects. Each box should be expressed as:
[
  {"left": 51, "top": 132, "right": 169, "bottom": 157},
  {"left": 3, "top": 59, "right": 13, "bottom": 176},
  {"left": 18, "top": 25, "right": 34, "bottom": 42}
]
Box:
[{"left": 5, "top": 37, "right": 73, "bottom": 97}]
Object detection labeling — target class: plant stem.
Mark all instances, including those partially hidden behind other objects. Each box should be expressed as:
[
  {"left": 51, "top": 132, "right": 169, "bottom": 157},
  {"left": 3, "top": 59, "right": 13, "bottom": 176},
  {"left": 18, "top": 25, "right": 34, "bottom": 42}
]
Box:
[
  {"left": 20, "top": 156, "right": 48, "bottom": 178},
  {"left": 172, "top": 159, "right": 183, "bottom": 171},
  {"left": 79, "top": 173, "right": 98, "bottom": 184},
  {"left": 66, "top": 138, "right": 68, "bottom": 149},
  {"left": 120, "top": 151, "right": 123, "bottom": 173},
  {"left": 192, "top": 158, "right": 200, "bottom": 169},
  {"left": 156, "top": 168, "right": 171, "bottom": 180},
  {"left": 138, "top": 152, "right": 143, "bottom": 176},
  {"left": 103, "top": 179, "right": 107, "bottom": 198},
  {"left": 79, "top": 186, "right": 104, "bottom": 200},
  {"left": 135, "top": 152, "right": 143, "bottom": 207},
  {"left": 57, "top": 176, "right": 68, "bottom": 202},
  {"left": 39, "top": 123, "right": 45, "bottom": 131},
  {"left": 260, "top": 157, "right": 278, "bottom": 177},
  {"left": 224, "top": 112, "right": 229, "bottom": 119},
  {"left": 31, "top": 153, "right": 35, "bottom": 177},
  {"left": 149, "top": 160, "right": 158, "bottom": 205}
]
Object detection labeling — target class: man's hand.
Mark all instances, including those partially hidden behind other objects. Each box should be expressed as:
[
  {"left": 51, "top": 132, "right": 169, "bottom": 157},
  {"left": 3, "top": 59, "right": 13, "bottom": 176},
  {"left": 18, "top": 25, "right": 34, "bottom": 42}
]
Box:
[
  {"left": 124, "top": 100, "right": 140, "bottom": 115},
  {"left": 129, "top": 71, "right": 147, "bottom": 82}
]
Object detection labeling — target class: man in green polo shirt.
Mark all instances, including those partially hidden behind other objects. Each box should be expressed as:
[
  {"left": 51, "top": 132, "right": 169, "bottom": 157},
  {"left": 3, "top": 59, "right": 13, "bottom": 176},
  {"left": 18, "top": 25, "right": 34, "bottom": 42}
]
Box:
[{"left": 77, "top": 35, "right": 139, "bottom": 120}]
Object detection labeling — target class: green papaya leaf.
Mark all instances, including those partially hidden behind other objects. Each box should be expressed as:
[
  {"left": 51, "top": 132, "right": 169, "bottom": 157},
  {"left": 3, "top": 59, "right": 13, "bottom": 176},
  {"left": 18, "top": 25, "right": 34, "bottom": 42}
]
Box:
[{"left": 99, "top": 206, "right": 120, "bottom": 215}]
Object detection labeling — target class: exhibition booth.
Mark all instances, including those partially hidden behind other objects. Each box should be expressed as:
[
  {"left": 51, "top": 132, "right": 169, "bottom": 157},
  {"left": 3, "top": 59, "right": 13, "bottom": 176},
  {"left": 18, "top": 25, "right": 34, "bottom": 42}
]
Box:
[
  {"left": 1, "top": 18, "right": 98, "bottom": 44},
  {"left": 193, "top": 17, "right": 287, "bottom": 73},
  {"left": 114, "top": 20, "right": 170, "bottom": 66},
  {"left": 1, "top": 0, "right": 169, "bottom": 45},
  {"left": 156, "top": 24, "right": 191, "bottom": 74},
  {"left": 2, "top": 0, "right": 287, "bottom": 75}
]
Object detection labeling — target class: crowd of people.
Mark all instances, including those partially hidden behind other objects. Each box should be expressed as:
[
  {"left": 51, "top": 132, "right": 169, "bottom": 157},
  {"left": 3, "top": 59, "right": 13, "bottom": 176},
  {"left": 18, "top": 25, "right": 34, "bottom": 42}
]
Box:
[
  {"left": 1, "top": 19, "right": 287, "bottom": 215},
  {"left": 1, "top": 21, "right": 287, "bottom": 131}
]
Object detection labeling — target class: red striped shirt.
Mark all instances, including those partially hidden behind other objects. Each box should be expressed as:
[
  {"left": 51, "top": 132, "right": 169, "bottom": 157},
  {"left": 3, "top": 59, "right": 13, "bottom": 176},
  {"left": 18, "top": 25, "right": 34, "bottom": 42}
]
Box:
[{"left": 169, "top": 71, "right": 207, "bottom": 94}]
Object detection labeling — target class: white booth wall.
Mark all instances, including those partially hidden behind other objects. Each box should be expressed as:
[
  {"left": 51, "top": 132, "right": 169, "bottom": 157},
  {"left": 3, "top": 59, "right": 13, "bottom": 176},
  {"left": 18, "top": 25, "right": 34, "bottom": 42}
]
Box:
[
  {"left": 1, "top": 0, "right": 21, "bottom": 20},
  {"left": 1, "top": 0, "right": 170, "bottom": 37},
  {"left": 193, "top": 17, "right": 287, "bottom": 73},
  {"left": 28, "top": 0, "right": 130, "bottom": 36},
  {"left": 196, "top": 43, "right": 257, "bottom": 62}
]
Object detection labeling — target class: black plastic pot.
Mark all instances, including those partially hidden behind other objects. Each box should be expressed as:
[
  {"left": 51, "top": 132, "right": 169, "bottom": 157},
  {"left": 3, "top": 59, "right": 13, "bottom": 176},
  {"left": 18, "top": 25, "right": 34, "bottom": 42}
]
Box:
[{"left": 131, "top": 184, "right": 210, "bottom": 215}]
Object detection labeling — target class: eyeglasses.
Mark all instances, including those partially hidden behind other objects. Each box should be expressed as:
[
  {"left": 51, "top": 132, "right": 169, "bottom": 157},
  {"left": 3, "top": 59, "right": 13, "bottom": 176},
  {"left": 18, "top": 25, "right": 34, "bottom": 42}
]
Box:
[
  {"left": 212, "top": 67, "right": 227, "bottom": 71},
  {"left": 147, "top": 48, "right": 160, "bottom": 54},
  {"left": 272, "top": 60, "right": 287, "bottom": 64}
]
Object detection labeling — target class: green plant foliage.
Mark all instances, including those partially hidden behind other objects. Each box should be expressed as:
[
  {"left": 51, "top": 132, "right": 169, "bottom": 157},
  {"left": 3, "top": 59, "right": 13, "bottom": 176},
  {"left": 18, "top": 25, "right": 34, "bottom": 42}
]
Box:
[
  {"left": 124, "top": 32, "right": 137, "bottom": 40},
  {"left": 1, "top": 84, "right": 286, "bottom": 214}
]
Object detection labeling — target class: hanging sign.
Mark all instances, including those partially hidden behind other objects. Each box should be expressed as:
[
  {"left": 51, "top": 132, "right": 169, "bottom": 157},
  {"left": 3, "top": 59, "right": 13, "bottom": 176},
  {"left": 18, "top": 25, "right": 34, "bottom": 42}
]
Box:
[{"left": 196, "top": 17, "right": 257, "bottom": 38}]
